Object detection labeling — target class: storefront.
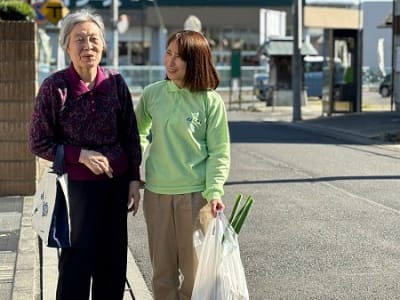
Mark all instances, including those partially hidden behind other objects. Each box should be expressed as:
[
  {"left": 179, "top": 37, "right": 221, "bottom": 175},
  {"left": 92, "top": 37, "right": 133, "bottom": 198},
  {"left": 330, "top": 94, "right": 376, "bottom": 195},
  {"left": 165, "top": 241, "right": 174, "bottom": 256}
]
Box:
[{"left": 38, "top": 0, "right": 293, "bottom": 66}]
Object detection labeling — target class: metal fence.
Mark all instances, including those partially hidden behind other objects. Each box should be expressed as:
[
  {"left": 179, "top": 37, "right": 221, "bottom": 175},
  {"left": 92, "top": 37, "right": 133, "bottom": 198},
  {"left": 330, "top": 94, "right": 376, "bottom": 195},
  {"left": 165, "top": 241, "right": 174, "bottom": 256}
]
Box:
[
  {"left": 39, "top": 64, "right": 267, "bottom": 92},
  {"left": 38, "top": 64, "right": 384, "bottom": 94},
  {"left": 117, "top": 65, "right": 267, "bottom": 92}
]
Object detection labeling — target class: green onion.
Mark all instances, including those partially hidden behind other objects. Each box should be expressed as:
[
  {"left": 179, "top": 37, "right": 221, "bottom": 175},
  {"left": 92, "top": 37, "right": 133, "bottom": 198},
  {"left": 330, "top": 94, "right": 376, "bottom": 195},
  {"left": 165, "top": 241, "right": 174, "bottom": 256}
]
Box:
[
  {"left": 229, "top": 194, "right": 254, "bottom": 235},
  {"left": 228, "top": 194, "right": 242, "bottom": 224}
]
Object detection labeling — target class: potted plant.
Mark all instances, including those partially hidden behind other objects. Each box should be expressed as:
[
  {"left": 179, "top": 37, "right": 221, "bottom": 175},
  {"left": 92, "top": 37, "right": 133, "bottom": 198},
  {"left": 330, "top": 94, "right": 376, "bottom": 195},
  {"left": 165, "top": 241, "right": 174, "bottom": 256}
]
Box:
[{"left": 0, "top": 0, "right": 35, "bottom": 21}]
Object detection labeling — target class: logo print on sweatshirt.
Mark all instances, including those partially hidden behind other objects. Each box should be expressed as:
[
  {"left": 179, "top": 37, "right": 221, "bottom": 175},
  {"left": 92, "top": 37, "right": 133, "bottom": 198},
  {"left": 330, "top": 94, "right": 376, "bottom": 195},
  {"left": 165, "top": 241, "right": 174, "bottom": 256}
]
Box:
[{"left": 186, "top": 112, "right": 201, "bottom": 132}]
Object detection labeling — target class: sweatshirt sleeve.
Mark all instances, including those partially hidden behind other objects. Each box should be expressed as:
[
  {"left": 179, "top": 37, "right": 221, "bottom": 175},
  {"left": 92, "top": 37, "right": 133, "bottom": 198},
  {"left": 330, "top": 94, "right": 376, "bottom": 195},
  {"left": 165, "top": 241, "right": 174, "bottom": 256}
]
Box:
[
  {"left": 202, "top": 92, "right": 231, "bottom": 201},
  {"left": 135, "top": 89, "right": 153, "bottom": 157}
]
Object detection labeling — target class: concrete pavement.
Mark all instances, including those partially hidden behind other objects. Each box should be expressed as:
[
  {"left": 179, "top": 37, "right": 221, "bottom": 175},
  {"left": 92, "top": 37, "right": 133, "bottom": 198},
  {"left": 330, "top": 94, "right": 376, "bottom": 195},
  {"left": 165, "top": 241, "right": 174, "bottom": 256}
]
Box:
[{"left": 1, "top": 100, "right": 399, "bottom": 300}]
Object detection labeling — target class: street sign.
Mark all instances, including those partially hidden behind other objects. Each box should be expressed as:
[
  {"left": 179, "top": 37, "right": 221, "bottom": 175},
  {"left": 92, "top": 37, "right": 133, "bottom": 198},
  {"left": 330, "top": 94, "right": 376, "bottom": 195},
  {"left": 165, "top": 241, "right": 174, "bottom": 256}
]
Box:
[
  {"left": 32, "top": 2, "right": 48, "bottom": 24},
  {"left": 40, "top": 0, "right": 70, "bottom": 25}
]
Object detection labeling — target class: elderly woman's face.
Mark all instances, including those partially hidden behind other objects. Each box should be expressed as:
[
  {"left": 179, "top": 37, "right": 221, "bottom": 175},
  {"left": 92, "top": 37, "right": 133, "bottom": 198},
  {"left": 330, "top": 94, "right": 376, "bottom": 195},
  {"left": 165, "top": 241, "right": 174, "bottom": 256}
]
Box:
[{"left": 66, "top": 21, "right": 104, "bottom": 71}]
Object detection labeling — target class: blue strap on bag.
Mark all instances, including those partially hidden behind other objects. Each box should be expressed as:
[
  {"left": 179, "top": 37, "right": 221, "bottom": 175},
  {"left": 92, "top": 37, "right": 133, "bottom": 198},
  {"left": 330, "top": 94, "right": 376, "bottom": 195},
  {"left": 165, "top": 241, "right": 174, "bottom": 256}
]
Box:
[{"left": 47, "top": 144, "right": 71, "bottom": 248}]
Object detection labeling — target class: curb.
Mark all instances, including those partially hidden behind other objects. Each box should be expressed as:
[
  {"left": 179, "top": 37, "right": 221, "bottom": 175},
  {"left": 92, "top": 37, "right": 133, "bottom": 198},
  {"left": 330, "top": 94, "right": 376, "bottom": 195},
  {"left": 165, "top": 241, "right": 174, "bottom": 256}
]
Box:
[
  {"left": 126, "top": 248, "right": 153, "bottom": 300},
  {"left": 283, "top": 121, "right": 400, "bottom": 153}
]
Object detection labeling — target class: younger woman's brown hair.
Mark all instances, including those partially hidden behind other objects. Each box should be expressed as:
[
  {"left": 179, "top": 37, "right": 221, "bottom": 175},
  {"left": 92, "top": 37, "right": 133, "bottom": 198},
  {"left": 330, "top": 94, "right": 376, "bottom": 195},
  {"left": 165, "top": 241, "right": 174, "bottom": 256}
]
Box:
[{"left": 166, "top": 30, "right": 220, "bottom": 92}]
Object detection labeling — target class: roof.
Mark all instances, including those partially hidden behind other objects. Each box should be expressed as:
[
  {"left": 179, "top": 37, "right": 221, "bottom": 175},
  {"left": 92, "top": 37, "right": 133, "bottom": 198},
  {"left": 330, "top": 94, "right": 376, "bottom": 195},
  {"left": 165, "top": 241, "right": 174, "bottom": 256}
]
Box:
[{"left": 260, "top": 37, "right": 318, "bottom": 56}]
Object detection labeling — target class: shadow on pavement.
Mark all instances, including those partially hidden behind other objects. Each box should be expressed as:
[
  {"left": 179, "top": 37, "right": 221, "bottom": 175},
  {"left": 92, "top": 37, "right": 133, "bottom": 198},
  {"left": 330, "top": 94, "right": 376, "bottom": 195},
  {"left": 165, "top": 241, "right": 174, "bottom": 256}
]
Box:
[
  {"left": 228, "top": 121, "right": 358, "bottom": 145},
  {"left": 228, "top": 111, "right": 400, "bottom": 146}
]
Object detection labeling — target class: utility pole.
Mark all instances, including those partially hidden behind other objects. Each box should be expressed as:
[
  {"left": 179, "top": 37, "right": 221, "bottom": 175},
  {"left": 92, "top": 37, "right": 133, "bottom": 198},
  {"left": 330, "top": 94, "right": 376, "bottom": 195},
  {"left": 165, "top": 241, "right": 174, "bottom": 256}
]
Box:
[
  {"left": 141, "top": 0, "right": 146, "bottom": 65},
  {"left": 393, "top": 0, "right": 400, "bottom": 111},
  {"left": 292, "top": 0, "right": 302, "bottom": 121},
  {"left": 153, "top": 0, "right": 167, "bottom": 66},
  {"left": 110, "top": 0, "right": 118, "bottom": 69}
]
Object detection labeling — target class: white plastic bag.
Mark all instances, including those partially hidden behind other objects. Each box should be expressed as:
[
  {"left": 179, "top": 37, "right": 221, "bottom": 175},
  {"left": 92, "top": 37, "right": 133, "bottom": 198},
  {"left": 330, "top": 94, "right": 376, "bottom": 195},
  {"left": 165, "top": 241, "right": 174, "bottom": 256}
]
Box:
[{"left": 192, "top": 212, "right": 249, "bottom": 300}]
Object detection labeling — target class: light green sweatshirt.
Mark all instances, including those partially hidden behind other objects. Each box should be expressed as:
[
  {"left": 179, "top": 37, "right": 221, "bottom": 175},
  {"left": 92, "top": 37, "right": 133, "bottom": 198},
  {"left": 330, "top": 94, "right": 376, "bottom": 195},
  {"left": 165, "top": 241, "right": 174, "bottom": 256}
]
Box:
[{"left": 135, "top": 80, "right": 230, "bottom": 201}]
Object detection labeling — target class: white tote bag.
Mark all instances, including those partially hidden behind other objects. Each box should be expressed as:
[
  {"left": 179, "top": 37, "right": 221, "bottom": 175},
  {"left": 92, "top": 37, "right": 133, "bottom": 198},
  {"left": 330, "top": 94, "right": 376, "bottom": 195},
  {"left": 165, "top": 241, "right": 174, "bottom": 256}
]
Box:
[
  {"left": 31, "top": 145, "right": 71, "bottom": 248},
  {"left": 32, "top": 171, "right": 71, "bottom": 248}
]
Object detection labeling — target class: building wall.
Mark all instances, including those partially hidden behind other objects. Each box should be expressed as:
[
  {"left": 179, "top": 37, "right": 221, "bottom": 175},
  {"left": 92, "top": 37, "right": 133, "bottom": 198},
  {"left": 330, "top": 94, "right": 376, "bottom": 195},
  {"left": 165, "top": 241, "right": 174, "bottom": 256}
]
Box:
[
  {"left": 362, "top": 1, "right": 392, "bottom": 72},
  {"left": 108, "top": 5, "right": 293, "bottom": 65},
  {"left": 37, "top": 5, "right": 292, "bottom": 66},
  {"left": 41, "top": 1, "right": 393, "bottom": 70},
  {"left": 0, "top": 21, "right": 37, "bottom": 196},
  {"left": 145, "top": 6, "right": 291, "bottom": 29}
]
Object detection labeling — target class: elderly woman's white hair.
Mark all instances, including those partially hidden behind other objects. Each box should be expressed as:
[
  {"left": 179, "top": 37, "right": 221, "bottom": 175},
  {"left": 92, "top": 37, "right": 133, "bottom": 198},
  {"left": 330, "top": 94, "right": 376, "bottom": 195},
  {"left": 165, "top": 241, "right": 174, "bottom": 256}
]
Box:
[{"left": 59, "top": 9, "right": 106, "bottom": 52}]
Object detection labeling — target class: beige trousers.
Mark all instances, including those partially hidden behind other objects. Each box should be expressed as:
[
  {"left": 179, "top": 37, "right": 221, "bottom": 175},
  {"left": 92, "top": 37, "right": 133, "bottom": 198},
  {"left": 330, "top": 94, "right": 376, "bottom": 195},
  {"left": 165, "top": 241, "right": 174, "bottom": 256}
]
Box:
[{"left": 142, "top": 189, "right": 212, "bottom": 300}]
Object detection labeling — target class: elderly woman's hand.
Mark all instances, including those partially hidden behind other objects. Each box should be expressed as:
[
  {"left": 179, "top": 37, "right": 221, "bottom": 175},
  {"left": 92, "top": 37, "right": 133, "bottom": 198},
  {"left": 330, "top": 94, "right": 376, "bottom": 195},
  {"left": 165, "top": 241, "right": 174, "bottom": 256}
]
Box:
[{"left": 79, "top": 149, "right": 113, "bottom": 178}]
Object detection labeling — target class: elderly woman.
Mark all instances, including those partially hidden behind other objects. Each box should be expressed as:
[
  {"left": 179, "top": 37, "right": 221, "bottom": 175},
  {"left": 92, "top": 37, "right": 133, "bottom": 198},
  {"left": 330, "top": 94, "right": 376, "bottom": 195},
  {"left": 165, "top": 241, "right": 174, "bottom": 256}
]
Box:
[{"left": 29, "top": 9, "right": 142, "bottom": 300}]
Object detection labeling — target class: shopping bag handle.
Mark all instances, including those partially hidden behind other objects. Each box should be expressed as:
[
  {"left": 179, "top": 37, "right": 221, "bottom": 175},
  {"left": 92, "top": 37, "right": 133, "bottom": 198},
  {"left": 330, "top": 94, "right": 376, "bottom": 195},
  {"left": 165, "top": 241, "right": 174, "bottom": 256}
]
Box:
[{"left": 52, "top": 144, "right": 65, "bottom": 176}]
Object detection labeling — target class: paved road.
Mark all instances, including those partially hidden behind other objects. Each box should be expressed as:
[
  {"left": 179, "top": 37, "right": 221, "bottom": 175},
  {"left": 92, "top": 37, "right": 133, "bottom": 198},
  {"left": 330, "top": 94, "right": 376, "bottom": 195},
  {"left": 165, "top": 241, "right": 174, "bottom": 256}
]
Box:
[
  {"left": 230, "top": 121, "right": 400, "bottom": 299},
  {"left": 128, "top": 106, "right": 400, "bottom": 299}
]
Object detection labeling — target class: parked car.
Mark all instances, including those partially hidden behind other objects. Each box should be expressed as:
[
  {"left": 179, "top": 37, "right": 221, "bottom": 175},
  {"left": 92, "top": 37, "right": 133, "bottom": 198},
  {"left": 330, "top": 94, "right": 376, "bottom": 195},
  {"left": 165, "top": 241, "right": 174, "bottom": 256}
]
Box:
[{"left": 379, "top": 73, "right": 392, "bottom": 98}]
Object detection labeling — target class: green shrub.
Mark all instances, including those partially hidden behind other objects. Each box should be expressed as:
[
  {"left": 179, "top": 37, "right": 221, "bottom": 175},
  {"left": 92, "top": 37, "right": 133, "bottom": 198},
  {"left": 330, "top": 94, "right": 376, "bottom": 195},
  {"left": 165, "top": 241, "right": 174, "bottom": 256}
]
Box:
[{"left": 0, "top": 0, "right": 36, "bottom": 21}]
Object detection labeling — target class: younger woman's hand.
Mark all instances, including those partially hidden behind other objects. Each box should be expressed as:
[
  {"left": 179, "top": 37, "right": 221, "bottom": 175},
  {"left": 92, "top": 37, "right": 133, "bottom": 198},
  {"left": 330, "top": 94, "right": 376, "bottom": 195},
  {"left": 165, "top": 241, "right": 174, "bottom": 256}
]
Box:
[{"left": 210, "top": 199, "right": 225, "bottom": 217}]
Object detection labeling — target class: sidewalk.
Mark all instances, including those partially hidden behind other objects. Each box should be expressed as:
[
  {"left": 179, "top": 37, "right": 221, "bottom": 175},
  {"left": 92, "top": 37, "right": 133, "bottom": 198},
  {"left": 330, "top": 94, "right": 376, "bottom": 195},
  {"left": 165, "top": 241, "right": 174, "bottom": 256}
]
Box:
[{"left": 1, "top": 101, "right": 399, "bottom": 300}]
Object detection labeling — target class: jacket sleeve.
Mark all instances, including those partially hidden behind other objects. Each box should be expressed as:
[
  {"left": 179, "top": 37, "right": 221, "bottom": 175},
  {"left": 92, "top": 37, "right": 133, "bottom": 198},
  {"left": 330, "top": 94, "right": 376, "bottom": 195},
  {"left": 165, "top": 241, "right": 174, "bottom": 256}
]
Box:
[
  {"left": 117, "top": 74, "right": 142, "bottom": 181},
  {"left": 28, "top": 77, "right": 60, "bottom": 162}
]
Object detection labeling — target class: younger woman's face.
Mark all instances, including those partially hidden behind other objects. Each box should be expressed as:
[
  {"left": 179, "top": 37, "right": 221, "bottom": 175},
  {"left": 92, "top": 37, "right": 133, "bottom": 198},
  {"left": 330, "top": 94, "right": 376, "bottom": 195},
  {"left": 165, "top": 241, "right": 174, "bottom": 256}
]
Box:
[{"left": 164, "top": 39, "right": 187, "bottom": 88}]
